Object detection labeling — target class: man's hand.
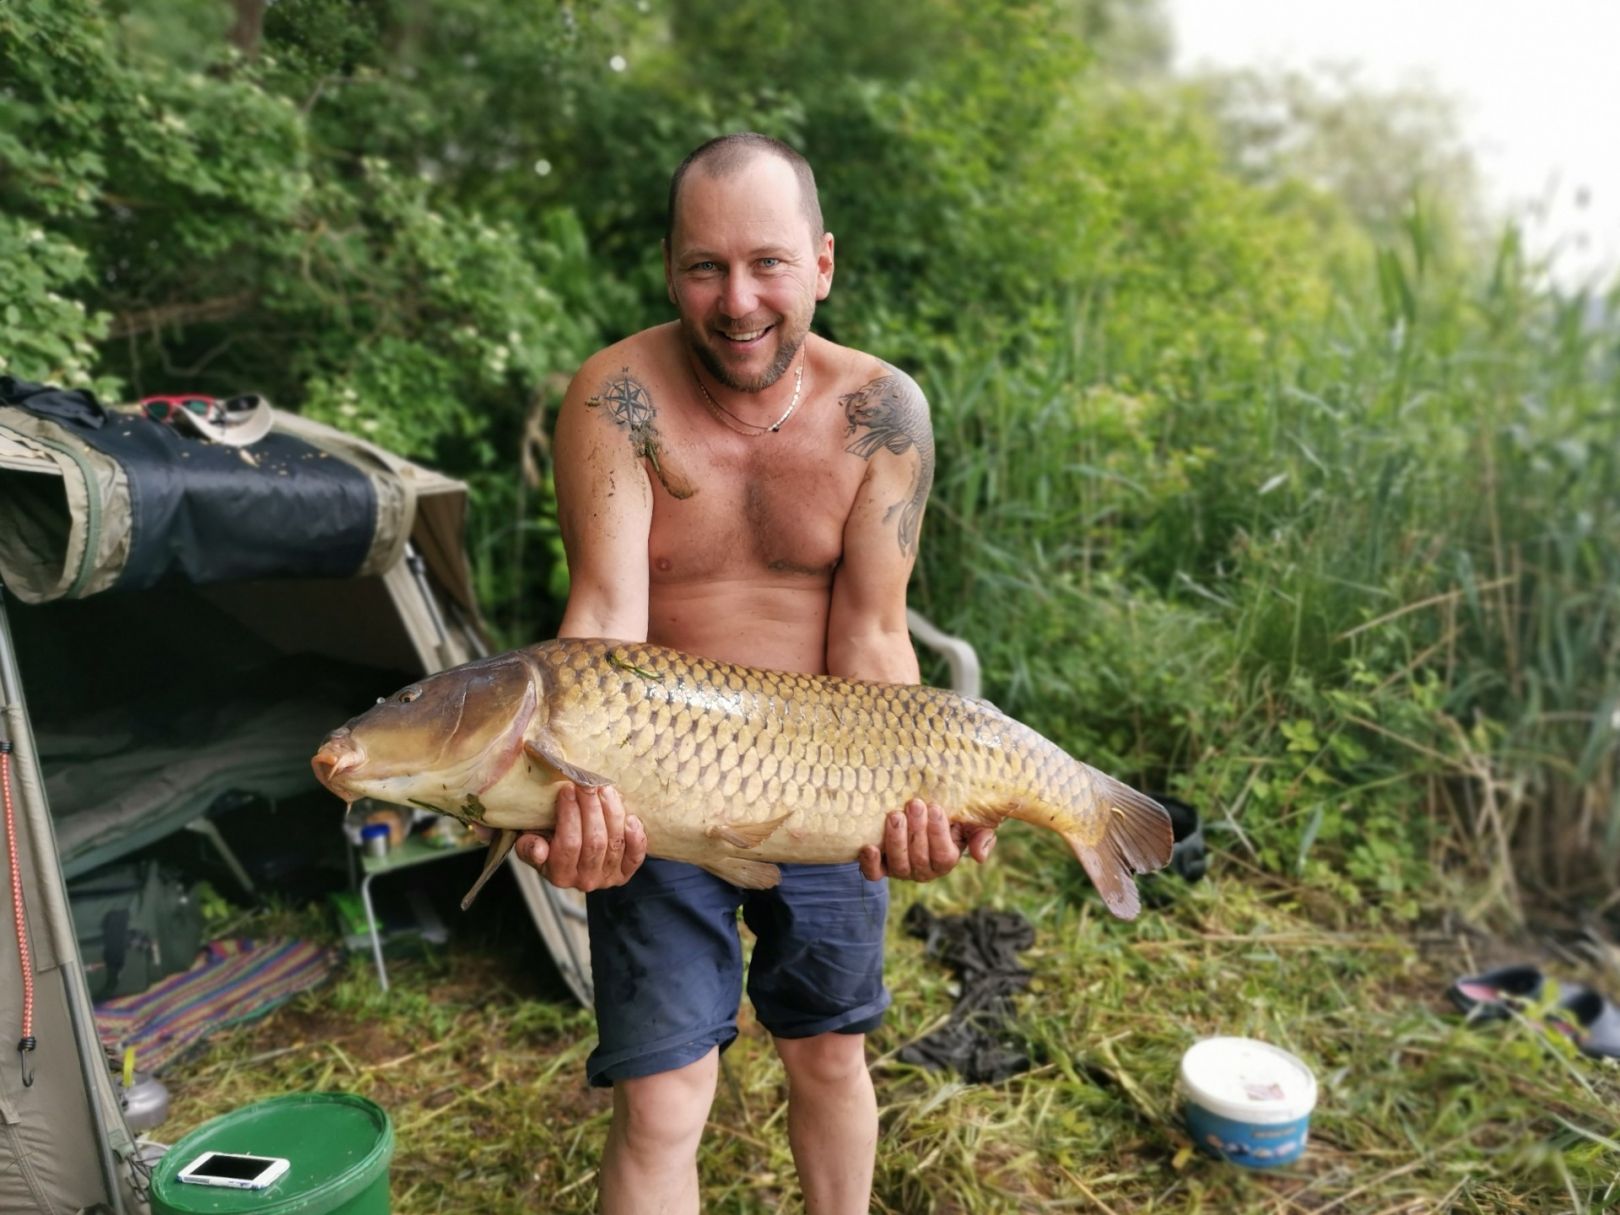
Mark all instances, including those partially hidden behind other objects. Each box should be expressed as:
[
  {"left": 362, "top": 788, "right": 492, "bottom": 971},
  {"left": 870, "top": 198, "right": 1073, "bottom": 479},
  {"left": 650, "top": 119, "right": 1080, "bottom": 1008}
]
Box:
[
  {"left": 512, "top": 783, "right": 647, "bottom": 892},
  {"left": 858, "top": 798, "right": 996, "bottom": 882}
]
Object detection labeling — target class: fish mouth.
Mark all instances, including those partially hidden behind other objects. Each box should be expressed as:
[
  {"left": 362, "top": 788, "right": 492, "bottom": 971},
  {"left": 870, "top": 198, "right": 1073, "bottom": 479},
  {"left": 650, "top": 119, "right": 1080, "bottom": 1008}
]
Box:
[{"left": 311, "top": 732, "right": 366, "bottom": 796}]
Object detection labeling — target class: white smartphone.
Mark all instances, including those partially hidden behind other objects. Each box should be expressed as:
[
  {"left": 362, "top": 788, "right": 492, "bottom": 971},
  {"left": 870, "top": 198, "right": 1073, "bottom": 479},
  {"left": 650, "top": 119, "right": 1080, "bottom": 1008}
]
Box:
[{"left": 176, "top": 1151, "right": 290, "bottom": 1189}]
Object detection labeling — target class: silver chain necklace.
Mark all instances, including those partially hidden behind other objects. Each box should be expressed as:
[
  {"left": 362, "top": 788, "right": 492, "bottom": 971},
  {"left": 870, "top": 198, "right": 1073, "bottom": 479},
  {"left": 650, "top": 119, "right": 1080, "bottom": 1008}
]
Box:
[{"left": 694, "top": 356, "right": 805, "bottom": 435}]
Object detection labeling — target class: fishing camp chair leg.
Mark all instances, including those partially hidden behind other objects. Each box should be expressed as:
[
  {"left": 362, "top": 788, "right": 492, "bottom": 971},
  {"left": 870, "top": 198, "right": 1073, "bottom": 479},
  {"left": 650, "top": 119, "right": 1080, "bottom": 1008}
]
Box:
[
  {"left": 906, "top": 609, "right": 981, "bottom": 700},
  {"left": 358, "top": 871, "right": 391, "bottom": 992}
]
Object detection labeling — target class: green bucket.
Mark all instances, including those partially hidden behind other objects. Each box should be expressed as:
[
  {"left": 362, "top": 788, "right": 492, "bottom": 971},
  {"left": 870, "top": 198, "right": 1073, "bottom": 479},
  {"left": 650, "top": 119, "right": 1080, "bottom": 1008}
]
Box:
[{"left": 149, "top": 1092, "right": 393, "bottom": 1215}]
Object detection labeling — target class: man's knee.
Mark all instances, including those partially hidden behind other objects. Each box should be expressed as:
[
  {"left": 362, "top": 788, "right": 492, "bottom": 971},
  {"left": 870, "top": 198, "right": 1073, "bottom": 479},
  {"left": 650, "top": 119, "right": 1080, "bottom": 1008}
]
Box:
[
  {"left": 611, "top": 1050, "right": 719, "bottom": 1158},
  {"left": 775, "top": 1032, "right": 870, "bottom": 1091}
]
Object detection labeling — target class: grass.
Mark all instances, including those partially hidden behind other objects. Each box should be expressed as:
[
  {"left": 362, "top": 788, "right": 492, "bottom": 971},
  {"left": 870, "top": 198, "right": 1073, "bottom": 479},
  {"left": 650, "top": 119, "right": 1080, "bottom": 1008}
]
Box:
[{"left": 157, "top": 830, "right": 1620, "bottom": 1213}]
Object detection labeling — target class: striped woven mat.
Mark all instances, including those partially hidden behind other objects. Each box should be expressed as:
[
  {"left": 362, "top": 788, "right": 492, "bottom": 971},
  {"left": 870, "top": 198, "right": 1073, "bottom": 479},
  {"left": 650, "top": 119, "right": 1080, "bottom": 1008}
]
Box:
[{"left": 94, "top": 937, "right": 338, "bottom": 1073}]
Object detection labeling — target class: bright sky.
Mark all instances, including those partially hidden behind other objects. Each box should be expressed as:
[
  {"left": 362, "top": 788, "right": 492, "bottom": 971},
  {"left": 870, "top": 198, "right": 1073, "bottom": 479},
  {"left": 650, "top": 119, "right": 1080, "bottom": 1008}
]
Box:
[{"left": 1166, "top": 0, "right": 1620, "bottom": 291}]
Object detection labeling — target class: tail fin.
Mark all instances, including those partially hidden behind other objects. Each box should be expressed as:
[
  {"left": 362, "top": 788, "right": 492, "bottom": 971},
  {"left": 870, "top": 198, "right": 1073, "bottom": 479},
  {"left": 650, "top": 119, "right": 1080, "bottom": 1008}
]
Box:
[{"left": 1064, "top": 775, "right": 1173, "bottom": 921}]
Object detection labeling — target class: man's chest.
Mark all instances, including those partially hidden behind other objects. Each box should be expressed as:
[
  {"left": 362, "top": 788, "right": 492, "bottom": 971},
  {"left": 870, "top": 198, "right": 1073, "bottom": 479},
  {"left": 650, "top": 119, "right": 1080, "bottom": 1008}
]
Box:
[{"left": 644, "top": 405, "right": 868, "bottom": 583}]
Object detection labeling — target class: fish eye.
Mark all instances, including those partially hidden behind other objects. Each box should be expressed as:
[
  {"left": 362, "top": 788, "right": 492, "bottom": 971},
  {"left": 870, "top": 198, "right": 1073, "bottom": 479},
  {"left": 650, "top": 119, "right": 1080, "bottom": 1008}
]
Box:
[{"left": 397, "top": 688, "right": 421, "bottom": 704}]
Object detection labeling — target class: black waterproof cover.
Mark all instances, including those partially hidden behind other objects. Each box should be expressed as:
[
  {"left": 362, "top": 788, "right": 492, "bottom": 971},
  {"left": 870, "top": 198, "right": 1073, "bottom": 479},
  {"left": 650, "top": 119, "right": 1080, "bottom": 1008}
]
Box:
[{"left": 1, "top": 378, "right": 376, "bottom": 591}]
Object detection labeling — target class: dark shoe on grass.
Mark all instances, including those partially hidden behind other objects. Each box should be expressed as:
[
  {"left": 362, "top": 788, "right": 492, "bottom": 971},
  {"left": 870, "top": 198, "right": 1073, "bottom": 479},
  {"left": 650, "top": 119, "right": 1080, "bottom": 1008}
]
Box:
[
  {"left": 1448, "top": 964, "right": 1545, "bottom": 1019},
  {"left": 1547, "top": 984, "right": 1620, "bottom": 1059},
  {"left": 1147, "top": 794, "right": 1206, "bottom": 882}
]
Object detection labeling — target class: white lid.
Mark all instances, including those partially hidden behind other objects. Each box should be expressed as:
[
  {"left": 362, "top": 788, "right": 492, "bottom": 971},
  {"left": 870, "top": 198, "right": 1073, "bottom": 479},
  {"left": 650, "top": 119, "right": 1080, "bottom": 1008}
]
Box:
[{"left": 1179, "top": 1037, "right": 1318, "bottom": 1124}]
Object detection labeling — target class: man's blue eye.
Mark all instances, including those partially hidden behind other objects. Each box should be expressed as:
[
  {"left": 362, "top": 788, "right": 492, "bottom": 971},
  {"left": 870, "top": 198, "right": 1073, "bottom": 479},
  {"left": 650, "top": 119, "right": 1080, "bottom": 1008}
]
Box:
[
  {"left": 692, "top": 261, "right": 717, "bottom": 272},
  {"left": 759, "top": 258, "right": 780, "bottom": 268}
]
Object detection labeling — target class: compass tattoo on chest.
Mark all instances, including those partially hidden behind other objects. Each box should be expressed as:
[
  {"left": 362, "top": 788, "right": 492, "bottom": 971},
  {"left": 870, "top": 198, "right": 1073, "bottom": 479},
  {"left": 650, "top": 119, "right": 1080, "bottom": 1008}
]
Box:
[
  {"left": 587, "top": 367, "right": 694, "bottom": 499},
  {"left": 840, "top": 372, "right": 935, "bottom": 556}
]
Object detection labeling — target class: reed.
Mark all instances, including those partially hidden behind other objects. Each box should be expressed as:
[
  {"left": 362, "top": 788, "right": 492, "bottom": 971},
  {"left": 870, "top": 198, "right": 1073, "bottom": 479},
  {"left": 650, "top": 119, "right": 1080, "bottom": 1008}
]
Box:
[{"left": 914, "top": 223, "right": 1619, "bottom": 914}]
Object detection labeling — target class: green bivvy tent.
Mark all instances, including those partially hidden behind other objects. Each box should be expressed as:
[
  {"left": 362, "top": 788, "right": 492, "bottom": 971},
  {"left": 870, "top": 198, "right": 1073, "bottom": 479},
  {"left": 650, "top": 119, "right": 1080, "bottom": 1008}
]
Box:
[{"left": 0, "top": 395, "right": 593, "bottom": 1214}]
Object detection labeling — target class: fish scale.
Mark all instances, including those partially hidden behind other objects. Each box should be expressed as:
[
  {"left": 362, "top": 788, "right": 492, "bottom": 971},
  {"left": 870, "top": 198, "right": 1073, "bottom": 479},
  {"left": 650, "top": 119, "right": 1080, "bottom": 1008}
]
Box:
[
  {"left": 311, "top": 638, "right": 1174, "bottom": 919},
  {"left": 562, "top": 639, "right": 1054, "bottom": 843}
]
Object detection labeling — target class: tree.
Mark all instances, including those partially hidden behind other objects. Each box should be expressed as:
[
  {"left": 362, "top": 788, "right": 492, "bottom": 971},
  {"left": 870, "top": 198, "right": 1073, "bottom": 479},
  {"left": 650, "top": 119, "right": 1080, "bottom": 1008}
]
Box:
[{"left": 1191, "top": 63, "right": 1484, "bottom": 248}]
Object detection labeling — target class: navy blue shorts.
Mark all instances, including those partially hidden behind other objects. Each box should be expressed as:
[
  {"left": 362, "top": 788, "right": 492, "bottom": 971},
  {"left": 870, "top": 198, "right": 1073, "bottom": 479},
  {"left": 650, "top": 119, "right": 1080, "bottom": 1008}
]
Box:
[{"left": 584, "top": 858, "right": 891, "bottom": 1087}]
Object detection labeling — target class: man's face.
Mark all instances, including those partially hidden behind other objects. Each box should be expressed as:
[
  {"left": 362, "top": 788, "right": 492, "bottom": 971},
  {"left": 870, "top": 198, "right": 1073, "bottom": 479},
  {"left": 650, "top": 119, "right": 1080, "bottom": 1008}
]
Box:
[{"left": 664, "top": 154, "right": 835, "bottom": 393}]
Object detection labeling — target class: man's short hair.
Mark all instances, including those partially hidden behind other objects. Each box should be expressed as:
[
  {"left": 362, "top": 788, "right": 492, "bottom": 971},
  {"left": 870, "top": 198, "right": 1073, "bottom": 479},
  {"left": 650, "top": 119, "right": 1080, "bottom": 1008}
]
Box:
[{"left": 665, "top": 132, "right": 824, "bottom": 245}]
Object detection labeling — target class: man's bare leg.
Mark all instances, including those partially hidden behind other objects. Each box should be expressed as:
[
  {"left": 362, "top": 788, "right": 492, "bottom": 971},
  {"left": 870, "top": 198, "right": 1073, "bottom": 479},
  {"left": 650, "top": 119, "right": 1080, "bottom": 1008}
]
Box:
[
  {"left": 599, "top": 1049, "right": 719, "bottom": 1215},
  {"left": 775, "top": 1033, "right": 878, "bottom": 1215}
]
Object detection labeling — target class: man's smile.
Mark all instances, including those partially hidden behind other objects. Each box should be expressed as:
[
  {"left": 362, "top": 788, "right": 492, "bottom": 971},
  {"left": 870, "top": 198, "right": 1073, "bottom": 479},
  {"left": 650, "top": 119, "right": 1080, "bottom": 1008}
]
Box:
[{"left": 717, "top": 324, "right": 774, "bottom": 349}]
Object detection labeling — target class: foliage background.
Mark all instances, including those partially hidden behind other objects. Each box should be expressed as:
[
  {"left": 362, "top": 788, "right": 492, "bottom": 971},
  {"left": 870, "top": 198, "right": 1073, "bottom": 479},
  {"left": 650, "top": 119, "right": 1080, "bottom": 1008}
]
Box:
[{"left": 3, "top": 0, "right": 1617, "bottom": 914}]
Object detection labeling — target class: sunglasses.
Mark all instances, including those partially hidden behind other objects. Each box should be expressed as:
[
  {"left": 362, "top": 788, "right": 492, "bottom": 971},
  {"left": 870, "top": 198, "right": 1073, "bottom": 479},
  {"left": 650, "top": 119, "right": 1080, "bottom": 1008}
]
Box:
[
  {"left": 142, "top": 394, "right": 268, "bottom": 428},
  {"left": 142, "top": 395, "right": 224, "bottom": 425}
]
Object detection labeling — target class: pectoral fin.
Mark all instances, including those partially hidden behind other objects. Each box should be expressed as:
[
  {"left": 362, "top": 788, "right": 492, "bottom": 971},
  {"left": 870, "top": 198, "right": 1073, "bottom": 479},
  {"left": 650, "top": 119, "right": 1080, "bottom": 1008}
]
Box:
[
  {"left": 704, "top": 811, "right": 794, "bottom": 850},
  {"left": 695, "top": 857, "right": 782, "bottom": 889},
  {"left": 460, "top": 828, "right": 519, "bottom": 911},
  {"left": 523, "top": 738, "right": 611, "bottom": 788}
]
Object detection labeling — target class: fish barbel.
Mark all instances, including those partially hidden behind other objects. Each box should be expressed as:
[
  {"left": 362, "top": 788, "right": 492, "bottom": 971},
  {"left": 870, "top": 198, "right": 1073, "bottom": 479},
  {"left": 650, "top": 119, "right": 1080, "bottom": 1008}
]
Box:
[{"left": 311, "top": 638, "right": 1172, "bottom": 918}]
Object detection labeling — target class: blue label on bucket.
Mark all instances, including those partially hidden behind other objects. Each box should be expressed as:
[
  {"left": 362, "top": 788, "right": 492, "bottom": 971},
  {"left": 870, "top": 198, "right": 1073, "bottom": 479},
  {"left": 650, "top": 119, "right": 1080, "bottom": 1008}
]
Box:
[{"left": 1184, "top": 1101, "right": 1310, "bottom": 1168}]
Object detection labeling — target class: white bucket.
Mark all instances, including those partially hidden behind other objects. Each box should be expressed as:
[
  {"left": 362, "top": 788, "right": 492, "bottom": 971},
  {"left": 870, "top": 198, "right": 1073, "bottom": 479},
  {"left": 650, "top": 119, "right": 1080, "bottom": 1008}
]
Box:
[{"left": 1179, "top": 1036, "right": 1318, "bottom": 1167}]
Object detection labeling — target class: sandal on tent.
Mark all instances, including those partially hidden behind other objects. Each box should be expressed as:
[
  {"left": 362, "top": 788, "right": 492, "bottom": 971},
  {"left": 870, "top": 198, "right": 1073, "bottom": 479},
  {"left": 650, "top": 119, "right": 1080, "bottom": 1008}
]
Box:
[
  {"left": 1447, "top": 964, "right": 1545, "bottom": 1019},
  {"left": 1547, "top": 985, "right": 1620, "bottom": 1059}
]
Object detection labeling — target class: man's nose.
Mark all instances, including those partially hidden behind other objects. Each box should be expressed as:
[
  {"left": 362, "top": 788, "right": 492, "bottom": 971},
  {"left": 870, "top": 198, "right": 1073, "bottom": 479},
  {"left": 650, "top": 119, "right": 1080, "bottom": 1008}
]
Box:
[{"left": 720, "top": 270, "right": 760, "bottom": 319}]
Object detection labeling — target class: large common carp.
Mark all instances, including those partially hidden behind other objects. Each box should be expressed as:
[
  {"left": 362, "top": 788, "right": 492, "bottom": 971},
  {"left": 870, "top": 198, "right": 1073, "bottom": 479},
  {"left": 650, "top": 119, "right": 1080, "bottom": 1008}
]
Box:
[{"left": 311, "top": 639, "right": 1173, "bottom": 918}]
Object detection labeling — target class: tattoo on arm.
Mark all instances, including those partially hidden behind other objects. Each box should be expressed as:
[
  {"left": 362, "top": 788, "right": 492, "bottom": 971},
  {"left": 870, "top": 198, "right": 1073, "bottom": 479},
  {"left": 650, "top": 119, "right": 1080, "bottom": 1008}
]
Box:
[
  {"left": 841, "top": 373, "right": 935, "bottom": 556},
  {"left": 587, "top": 367, "right": 695, "bottom": 500}
]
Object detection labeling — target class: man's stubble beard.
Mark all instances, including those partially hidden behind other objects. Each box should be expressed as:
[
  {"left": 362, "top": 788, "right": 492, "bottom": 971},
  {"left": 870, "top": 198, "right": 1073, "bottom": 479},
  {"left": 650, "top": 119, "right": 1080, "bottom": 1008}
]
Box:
[{"left": 683, "top": 307, "right": 812, "bottom": 394}]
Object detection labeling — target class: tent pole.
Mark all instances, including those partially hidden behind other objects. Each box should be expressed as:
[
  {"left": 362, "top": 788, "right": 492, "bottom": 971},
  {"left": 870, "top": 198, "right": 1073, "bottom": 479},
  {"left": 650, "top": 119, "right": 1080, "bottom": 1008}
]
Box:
[
  {"left": 405, "top": 542, "right": 459, "bottom": 668},
  {"left": 0, "top": 590, "right": 130, "bottom": 1214}
]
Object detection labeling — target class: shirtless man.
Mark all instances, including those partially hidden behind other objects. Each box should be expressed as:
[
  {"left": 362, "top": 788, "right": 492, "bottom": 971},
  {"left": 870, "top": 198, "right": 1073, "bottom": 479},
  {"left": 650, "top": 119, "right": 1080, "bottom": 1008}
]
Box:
[{"left": 514, "top": 133, "right": 995, "bottom": 1215}]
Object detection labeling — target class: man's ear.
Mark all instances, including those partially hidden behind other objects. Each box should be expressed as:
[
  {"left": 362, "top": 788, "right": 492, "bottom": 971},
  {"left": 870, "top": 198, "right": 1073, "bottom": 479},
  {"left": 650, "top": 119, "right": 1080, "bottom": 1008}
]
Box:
[
  {"left": 816, "top": 232, "right": 835, "bottom": 301},
  {"left": 663, "top": 238, "right": 677, "bottom": 305}
]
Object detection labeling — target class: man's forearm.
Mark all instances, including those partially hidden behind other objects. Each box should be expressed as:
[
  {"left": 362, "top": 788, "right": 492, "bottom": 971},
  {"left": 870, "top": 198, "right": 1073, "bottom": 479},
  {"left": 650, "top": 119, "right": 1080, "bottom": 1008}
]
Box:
[
  {"left": 826, "top": 626, "right": 920, "bottom": 686},
  {"left": 557, "top": 596, "right": 648, "bottom": 644}
]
